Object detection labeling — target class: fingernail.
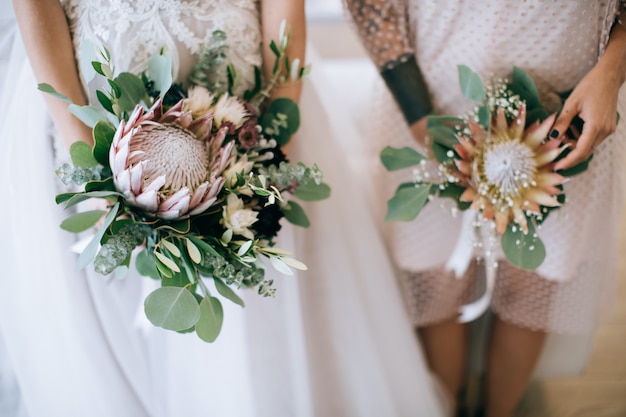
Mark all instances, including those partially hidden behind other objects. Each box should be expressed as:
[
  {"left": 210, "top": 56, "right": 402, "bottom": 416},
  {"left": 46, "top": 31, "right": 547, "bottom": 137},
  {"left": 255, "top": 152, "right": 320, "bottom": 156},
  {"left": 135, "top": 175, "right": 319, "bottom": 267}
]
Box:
[{"left": 550, "top": 129, "right": 559, "bottom": 138}]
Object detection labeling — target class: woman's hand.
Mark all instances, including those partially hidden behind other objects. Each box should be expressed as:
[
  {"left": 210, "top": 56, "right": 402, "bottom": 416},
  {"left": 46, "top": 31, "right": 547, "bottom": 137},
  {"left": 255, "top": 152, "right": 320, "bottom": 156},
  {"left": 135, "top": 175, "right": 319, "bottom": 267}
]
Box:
[{"left": 552, "top": 22, "right": 626, "bottom": 171}]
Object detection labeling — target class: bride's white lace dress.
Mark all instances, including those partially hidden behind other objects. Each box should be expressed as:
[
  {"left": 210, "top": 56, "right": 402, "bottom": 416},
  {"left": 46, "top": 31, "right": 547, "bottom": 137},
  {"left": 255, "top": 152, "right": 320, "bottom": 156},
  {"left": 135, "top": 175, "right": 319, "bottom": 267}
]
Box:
[{"left": 0, "top": 1, "right": 447, "bottom": 416}]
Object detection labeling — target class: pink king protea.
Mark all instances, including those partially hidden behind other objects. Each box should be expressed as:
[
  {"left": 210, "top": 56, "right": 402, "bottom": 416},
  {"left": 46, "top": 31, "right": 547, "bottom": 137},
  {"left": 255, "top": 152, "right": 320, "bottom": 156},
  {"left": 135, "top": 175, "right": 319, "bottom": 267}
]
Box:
[{"left": 109, "top": 98, "right": 234, "bottom": 220}]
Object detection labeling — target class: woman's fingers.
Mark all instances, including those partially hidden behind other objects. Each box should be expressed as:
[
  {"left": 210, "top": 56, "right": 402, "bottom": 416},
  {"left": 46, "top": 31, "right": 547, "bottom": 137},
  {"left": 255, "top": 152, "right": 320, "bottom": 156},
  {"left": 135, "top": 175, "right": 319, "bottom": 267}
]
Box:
[{"left": 554, "top": 122, "right": 598, "bottom": 171}]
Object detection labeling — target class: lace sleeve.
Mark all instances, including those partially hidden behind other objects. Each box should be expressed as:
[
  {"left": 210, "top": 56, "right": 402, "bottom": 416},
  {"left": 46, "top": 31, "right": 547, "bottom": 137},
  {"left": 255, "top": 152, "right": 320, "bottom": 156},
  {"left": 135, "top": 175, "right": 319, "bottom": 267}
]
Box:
[{"left": 344, "top": 0, "right": 432, "bottom": 124}]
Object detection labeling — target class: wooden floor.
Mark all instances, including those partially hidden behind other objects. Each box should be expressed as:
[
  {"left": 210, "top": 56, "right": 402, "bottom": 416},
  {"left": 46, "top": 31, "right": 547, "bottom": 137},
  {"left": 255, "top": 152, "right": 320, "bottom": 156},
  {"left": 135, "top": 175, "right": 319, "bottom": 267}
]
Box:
[{"left": 513, "top": 210, "right": 626, "bottom": 416}]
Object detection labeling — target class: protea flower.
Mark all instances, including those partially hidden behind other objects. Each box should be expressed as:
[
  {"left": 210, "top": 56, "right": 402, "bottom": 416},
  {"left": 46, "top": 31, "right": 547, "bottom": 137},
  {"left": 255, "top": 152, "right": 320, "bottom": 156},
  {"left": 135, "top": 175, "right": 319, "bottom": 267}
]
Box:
[
  {"left": 109, "top": 98, "right": 235, "bottom": 220},
  {"left": 454, "top": 104, "right": 566, "bottom": 234}
]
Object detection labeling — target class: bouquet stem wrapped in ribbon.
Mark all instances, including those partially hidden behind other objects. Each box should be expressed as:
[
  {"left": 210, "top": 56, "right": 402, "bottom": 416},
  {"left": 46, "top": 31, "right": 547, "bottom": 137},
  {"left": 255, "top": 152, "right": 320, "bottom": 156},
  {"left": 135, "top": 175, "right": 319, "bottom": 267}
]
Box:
[{"left": 42, "top": 23, "right": 329, "bottom": 342}]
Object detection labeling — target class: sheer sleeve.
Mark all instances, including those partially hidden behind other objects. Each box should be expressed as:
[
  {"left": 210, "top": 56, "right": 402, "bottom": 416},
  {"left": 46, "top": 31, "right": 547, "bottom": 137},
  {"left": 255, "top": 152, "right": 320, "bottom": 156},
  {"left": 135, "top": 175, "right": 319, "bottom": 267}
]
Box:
[{"left": 344, "top": 0, "right": 432, "bottom": 124}]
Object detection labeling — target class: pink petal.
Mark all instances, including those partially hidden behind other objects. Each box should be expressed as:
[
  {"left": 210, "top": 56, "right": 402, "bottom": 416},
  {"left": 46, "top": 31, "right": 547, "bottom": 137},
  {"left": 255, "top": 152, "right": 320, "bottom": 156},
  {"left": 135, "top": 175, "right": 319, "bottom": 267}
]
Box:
[
  {"left": 159, "top": 194, "right": 190, "bottom": 219},
  {"left": 135, "top": 189, "right": 159, "bottom": 212},
  {"left": 128, "top": 162, "right": 144, "bottom": 195},
  {"left": 188, "top": 197, "right": 217, "bottom": 216},
  {"left": 159, "top": 188, "right": 190, "bottom": 212},
  {"left": 115, "top": 168, "right": 131, "bottom": 195},
  {"left": 468, "top": 121, "right": 486, "bottom": 143},
  {"left": 524, "top": 113, "right": 556, "bottom": 150},
  {"left": 189, "top": 182, "right": 209, "bottom": 207},
  {"left": 459, "top": 187, "right": 476, "bottom": 202},
  {"left": 144, "top": 175, "right": 166, "bottom": 193},
  {"left": 454, "top": 160, "right": 472, "bottom": 176},
  {"left": 526, "top": 189, "right": 561, "bottom": 207},
  {"left": 495, "top": 211, "right": 509, "bottom": 235},
  {"left": 494, "top": 107, "right": 507, "bottom": 132},
  {"left": 536, "top": 172, "right": 564, "bottom": 188},
  {"left": 189, "top": 113, "right": 214, "bottom": 140},
  {"left": 535, "top": 145, "right": 565, "bottom": 168}
]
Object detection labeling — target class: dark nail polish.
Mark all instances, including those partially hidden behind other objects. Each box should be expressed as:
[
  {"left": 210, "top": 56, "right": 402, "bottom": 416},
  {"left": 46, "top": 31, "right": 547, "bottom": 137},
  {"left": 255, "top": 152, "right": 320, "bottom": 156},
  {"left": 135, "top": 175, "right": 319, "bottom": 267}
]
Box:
[{"left": 549, "top": 129, "right": 559, "bottom": 138}]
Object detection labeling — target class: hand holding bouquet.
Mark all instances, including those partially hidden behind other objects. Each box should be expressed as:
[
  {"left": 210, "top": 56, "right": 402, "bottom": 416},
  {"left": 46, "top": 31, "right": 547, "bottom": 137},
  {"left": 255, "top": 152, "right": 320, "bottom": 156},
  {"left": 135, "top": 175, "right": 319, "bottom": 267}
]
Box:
[{"left": 381, "top": 66, "right": 591, "bottom": 270}]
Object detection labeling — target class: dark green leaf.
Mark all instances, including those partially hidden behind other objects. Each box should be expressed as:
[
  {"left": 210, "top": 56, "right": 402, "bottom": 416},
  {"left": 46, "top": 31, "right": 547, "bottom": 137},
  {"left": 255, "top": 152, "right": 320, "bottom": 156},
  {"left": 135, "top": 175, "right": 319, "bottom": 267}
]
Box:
[
  {"left": 214, "top": 278, "right": 245, "bottom": 308},
  {"left": 380, "top": 146, "right": 425, "bottom": 171},
  {"left": 56, "top": 192, "right": 79, "bottom": 205},
  {"left": 438, "top": 184, "right": 472, "bottom": 211},
  {"left": 477, "top": 105, "right": 491, "bottom": 130},
  {"left": 144, "top": 287, "right": 201, "bottom": 331},
  {"left": 92, "top": 61, "right": 106, "bottom": 77},
  {"left": 556, "top": 153, "right": 593, "bottom": 177},
  {"left": 85, "top": 177, "right": 115, "bottom": 192},
  {"left": 526, "top": 108, "right": 550, "bottom": 127},
  {"left": 269, "top": 40, "right": 280, "bottom": 57},
  {"left": 107, "top": 79, "right": 121, "bottom": 98},
  {"left": 457, "top": 65, "right": 486, "bottom": 102},
  {"left": 38, "top": 83, "right": 72, "bottom": 103},
  {"left": 70, "top": 141, "right": 98, "bottom": 168},
  {"left": 60, "top": 210, "right": 106, "bottom": 233},
  {"left": 294, "top": 181, "right": 331, "bottom": 201},
  {"left": 427, "top": 115, "right": 464, "bottom": 129},
  {"left": 501, "top": 221, "right": 546, "bottom": 270},
  {"left": 432, "top": 142, "right": 456, "bottom": 164},
  {"left": 93, "top": 121, "right": 116, "bottom": 167},
  {"left": 385, "top": 184, "right": 431, "bottom": 222},
  {"left": 510, "top": 66, "right": 541, "bottom": 110},
  {"left": 260, "top": 98, "right": 300, "bottom": 146},
  {"left": 282, "top": 201, "right": 310, "bottom": 228},
  {"left": 96, "top": 90, "right": 114, "bottom": 113},
  {"left": 195, "top": 296, "right": 224, "bottom": 342}
]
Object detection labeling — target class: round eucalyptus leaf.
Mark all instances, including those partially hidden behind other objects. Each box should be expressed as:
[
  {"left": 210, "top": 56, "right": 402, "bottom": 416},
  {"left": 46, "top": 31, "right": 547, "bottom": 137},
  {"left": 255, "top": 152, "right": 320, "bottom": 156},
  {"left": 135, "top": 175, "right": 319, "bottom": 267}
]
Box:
[
  {"left": 144, "top": 287, "right": 200, "bottom": 331},
  {"left": 196, "top": 296, "right": 224, "bottom": 343},
  {"left": 501, "top": 223, "right": 546, "bottom": 270}
]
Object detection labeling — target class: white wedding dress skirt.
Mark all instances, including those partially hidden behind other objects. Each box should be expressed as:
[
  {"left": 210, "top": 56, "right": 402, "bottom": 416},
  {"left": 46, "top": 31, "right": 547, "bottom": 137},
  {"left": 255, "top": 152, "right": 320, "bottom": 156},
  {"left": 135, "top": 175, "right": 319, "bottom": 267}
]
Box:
[{"left": 0, "top": 1, "right": 447, "bottom": 416}]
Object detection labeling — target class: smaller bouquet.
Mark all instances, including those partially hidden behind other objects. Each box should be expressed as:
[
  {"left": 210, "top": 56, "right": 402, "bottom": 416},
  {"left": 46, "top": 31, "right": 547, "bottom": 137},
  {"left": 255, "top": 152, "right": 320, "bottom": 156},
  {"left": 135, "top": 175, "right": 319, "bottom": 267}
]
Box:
[
  {"left": 41, "top": 24, "right": 329, "bottom": 342},
  {"left": 381, "top": 65, "right": 591, "bottom": 270}
]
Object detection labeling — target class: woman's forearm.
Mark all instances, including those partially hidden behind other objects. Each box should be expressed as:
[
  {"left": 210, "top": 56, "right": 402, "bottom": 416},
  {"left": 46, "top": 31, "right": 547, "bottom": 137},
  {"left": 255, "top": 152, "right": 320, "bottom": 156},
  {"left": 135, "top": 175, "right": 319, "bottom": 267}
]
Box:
[
  {"left": 260, "top": 0, "right": 305, "bottom": 104},
  {"left": 13, "top": 0, "right": 92, "bottom": 148}
]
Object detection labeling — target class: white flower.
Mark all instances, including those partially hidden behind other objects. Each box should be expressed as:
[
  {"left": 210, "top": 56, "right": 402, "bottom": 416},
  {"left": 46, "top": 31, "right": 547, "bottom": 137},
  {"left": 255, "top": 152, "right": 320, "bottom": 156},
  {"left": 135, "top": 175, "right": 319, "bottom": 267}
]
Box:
[
  {"left": 183, "top": 86, "right": 215, "bottom": 118},
  {"left": 213, "top": 93, "right": 248, "bottom": 129},
  {"left": 221, "top": 194, "right": 258, "bottom": 239}
]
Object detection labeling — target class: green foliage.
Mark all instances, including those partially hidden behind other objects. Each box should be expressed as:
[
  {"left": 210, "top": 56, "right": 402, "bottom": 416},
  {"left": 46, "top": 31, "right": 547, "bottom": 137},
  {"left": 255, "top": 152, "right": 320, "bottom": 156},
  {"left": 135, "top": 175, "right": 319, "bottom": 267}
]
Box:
[
  {"left": 428, "top": 125, "right": 459, "bottom": 148},
  {"left": 196, "top": 296, "right": 224, "bottom": 343},
  {"left": 68, "top": 104, "right": 110, "bottom": 128},
  {"left": 380, "top": 146, "right": 425, "bottom": 171},
  {"left": 385, "top": 184, "right": 431, "bottom": 222},
  {"left": 136, "top": 249, "right": 160, "bottom": 279},
  {"left": 457, "top": 65, "right": 486, "bottom": 102},
  {"left": 282, "top": 201, "right": 310, "bottom": 227},
  {"left": 510, "top": 66, "right": 541, "bottom": 110},
  {"left": 114, "top": 72, "right": 147, "bottom": 113},
  {"left": 70, "top": 141, "right": 98, "bottom": 168},
  {"left": 76, "top": 202, "right": 119, "bottom": 270},
  {"left": 60, "top": 210, "right": 106, "bottom": 233},
  {"left": 501, "top": 221, "right": 546, "bottom": 270},
  {"left": 214, "top": 278, "right": 245, "bottom": 308},
  {"left": 294, "top": 181, "right": 331, "bottom": 201},
  {"left": 144, "top": 287, "right": 201, "bottom": 331},
  {"left": 260, "top": 98, "right": 300, "bottom": 146},
  {"left": 37, "top": 83, "right": 72, "bottom": 103}
]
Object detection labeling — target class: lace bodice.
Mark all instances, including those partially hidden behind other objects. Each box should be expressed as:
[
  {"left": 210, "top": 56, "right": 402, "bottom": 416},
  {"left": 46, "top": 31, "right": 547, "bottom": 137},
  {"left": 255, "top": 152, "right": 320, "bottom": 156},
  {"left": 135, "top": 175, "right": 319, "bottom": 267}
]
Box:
[{"left": 61, "top": 0, "right": 262, "bottom": 101}]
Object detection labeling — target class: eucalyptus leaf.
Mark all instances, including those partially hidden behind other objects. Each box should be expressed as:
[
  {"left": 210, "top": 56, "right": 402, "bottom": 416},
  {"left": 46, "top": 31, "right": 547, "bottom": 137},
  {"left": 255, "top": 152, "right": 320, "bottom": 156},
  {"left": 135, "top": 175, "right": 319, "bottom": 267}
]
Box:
[
  {"left": 60, "top": 210, "right": 106, "bottom": 233},
  {"left": 38, "top": 83, "right": 72, "bottom": 103},
  {"left": 385, "top": 184, "right": 431, "bottom": 222},
  {"left": 136, "top": 249, "right": 160, "bottom": 279},
  {"left": 427, "top": 116, "right": 464, "bottom": 129},
  {"left": 85, "top": 177, "right": 115, "bottom": 192},
  {"left": 380, "top": 146, "right": 425, "bottom": 171},
  {"left": 70, "top": 141, "right": 98, "bottom": 168},
  {"left": 501, "top": 222, "right": 546, "bottom": 270},
  {"left": 148, "top": 48, "right": 173, "bottom": 99},
  {"left": 428, "top": 126, "right": 459, "bottom": 148},
  {"left": 78, "top": 39, "right": 98, "bottom": 83},
  {"left": 96, "top": 90, "right": 114, "bottom": 113},
  {"left": 144, "top": 287, "right": 201, "bottom": 331},
  {"left": 282, "top": 201, "right": 310, "bottom": 228},
  {"left": 477, "top": 105, "right": 491, "bottom": 130},
  {"left": 68, "top": 104, "right": 109, "bottom": 128},
  {"left": 438, "top": 184, "right": 472, "bottom": 211},
  {"left": 114, "top": 72, "right": 147, "bottom": 113},
  {"left": 458, "top": 65, "right": 486, "bottom": 102},
  {"left": 195, "top": 296, "right": 224, "bottom": 342},
  {"left": 432, "top": 142, "right": 456, "bottom": 164},
  {"left": 294, "top": 182, "right": 331, "bottom": 201},
  {"left": 214, "top": 278, "right": 245, "bottom": 308},
  {"left": 76, "top": 202, "right": 119, "bottom": 270}
]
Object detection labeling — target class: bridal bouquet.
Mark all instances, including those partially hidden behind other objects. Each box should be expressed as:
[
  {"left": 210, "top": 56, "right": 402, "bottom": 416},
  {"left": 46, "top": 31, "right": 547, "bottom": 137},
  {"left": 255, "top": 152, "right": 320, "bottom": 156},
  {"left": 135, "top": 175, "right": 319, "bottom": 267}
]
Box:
[
  {"left": 381, "top": 66, "right": 590, "bottom": 270},
  {"left": 41, "top": 25, "right": 329, "bottom": 342}
]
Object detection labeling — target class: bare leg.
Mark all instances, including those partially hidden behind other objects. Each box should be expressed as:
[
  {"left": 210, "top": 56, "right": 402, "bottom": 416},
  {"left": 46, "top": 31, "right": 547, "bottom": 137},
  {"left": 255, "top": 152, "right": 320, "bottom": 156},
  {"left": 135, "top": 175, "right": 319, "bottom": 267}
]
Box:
[
  {"left": 419, "top": 318, "right": 468, "bottom": 411},
  {"left": 485, "top": 316, "right": 547, "bottom": 417}
]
